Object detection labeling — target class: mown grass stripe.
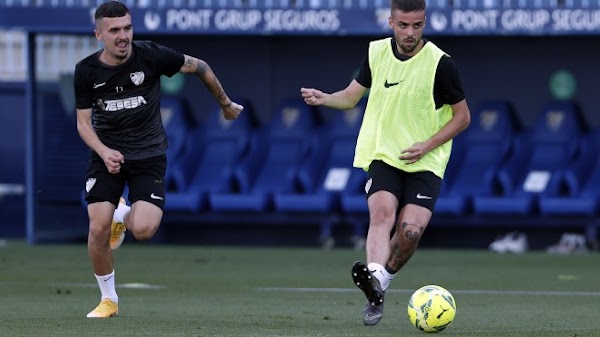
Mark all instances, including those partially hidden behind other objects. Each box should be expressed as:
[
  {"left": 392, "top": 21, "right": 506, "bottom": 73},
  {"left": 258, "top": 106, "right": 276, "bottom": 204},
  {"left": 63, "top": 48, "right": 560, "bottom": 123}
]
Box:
[
  {"left": 0, "top": 281, "right": 165, "bottom": 289},
  {"left": 257, "top": 287, "right": 600, "bottom": 297}
]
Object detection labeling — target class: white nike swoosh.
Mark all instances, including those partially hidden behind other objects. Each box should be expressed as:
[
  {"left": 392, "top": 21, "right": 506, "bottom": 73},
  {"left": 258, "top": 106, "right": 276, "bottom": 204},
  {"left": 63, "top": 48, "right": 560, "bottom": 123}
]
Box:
[
  {"left": 150, "top": 193, "right": 164, "bottom": 200},
  {"left": 93, "top": 82, "right": 107, "bottom": 89},
  {"left": 364, "top": 313, "right": 382, "bottom": 320},
  {"left": 416, "top": 193, "right": 432, "bottom": 199}
]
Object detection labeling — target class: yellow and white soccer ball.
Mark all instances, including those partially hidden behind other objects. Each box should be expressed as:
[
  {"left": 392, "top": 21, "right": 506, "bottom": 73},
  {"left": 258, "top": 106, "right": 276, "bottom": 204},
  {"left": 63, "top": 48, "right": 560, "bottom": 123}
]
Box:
[{"left": 407, "top": 285, "right": 456, "bottom": 333}]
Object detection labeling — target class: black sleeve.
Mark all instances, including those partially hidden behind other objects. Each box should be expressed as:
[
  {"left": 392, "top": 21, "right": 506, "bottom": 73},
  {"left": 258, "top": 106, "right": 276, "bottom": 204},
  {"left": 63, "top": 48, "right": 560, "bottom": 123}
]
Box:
[
  {"left": 141, "top": 41, "right": 185, "bottom": 78},
  {"left": 354, "top": 54, "right": 372, "bottom": 88},
  {"left": 74, "top": 61, "right": 94, "bottom": 109},
  {"left": 433, "top": 55, "right": 466, "bottom": 109}
]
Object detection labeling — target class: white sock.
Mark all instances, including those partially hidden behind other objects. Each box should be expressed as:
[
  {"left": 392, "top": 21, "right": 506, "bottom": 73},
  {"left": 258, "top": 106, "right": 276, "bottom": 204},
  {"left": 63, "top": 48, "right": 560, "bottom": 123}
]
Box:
[
  {"left": 113, "top": 202, "right": 130, "bottom": 224},
  {"left": 368, "top": 262, "right": 395, "bottom": 291},
  {"left": 94, "top": 270, "right": 118, "bottom": 303}
]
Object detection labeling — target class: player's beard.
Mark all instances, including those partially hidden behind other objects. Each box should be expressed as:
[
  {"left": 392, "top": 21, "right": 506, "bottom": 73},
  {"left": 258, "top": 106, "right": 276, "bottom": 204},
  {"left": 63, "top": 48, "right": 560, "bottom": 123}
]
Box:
[
  {"left": 114, "top": 40, "right": 130, "bottom": 60},
  {"left": 398, "top": 37, "right": 420, "bottom": 54},
  {"left": 115, "top": 52, "right": 128, "bottom": 61}
]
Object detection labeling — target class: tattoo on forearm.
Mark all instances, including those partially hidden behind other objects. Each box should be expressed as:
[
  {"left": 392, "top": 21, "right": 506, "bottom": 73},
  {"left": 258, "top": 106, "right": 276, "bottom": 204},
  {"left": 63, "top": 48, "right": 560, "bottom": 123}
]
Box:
[
  {"left": 193, "top": 59, "right": 207, "bottom": 76},
  {"left": 194, "top": 59, "right": 227, "bottom": 104}
]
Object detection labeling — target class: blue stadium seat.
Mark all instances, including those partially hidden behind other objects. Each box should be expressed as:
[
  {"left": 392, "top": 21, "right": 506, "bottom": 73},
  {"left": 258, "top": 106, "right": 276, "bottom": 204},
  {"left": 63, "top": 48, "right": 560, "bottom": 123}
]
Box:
[
  {"left": 435, "top": 101, "right": 519, "bottom": 215},
  {"left": 538, "top": 129, "right": 600, "bottom": 215},
  {"left": 165, "top": 99, "right": 255, "bottom": 212},
  {"left": 272, "top": 101, "right": 366, "bottom": 240},
  {"left": 339, "top": 168, "right": 369, "bottom": 214},
  {"left": 473, "top": 101, "right": 585, "bottom": 215},
  {"left": 274, "top": 101, "right": 365, "bottom": 211},
  {"left": 338, "top": 167, "right": 370, "bottom": 244},
  {"left": 162, "top": 97, "right": 193, "bottom": 162},
  {"left": 320, "top": 101, "right": 370, "bottom": 240},
  {"left": 209, "top": 98, "right": 320, "bottom": 212},
  {"left": 161, "top": 96, "right": 194, "bottom": 189}
]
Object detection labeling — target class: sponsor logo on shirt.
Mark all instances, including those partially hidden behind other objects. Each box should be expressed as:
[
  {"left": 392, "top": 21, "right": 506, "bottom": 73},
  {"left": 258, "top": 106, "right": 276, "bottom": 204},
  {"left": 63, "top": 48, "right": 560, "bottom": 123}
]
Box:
[{"left": 101, "top": 96, "right": 148, "bottom": 112}]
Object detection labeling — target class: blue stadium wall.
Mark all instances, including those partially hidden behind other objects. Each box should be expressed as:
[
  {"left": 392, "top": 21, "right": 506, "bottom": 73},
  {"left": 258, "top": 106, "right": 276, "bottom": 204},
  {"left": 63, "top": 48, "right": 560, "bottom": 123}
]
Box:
[{"left": 1, "top": 34, "right": 599, "bottom": 243}]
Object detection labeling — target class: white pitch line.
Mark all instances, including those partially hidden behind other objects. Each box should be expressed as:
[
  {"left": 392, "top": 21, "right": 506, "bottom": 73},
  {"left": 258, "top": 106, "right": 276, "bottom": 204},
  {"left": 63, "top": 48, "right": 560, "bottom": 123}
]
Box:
[
  {"left": 257, "top": 287, "right": 600, "bottom": 297},
  {"left": 0, "top": 281, "right": 165, "bottom": 289}
]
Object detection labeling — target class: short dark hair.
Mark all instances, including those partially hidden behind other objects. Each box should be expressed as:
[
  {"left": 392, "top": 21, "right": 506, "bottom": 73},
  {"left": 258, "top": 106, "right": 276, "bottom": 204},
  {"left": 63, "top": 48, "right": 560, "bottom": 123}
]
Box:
[
  {"left": 391, "top": 0, "right": 426, "bottom": 12},
  {"left": 95, "top": 1, "right": 130, "bottom": 20}
]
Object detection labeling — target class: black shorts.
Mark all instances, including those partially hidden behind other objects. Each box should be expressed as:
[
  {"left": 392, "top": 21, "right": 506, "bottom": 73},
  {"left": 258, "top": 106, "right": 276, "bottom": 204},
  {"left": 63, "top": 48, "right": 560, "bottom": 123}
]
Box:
[
  {"left": 84, "top": 153, "right": 167, "bottom": 210},
  {"left": 365, "top": 160, "right": 441, "bottom": 211}
]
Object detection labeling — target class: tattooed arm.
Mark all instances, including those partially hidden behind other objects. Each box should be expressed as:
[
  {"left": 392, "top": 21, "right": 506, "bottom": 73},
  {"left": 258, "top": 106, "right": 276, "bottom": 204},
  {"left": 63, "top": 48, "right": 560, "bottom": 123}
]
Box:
[{"left": 179, "top": 54, "right": 243, "bottom": 120}]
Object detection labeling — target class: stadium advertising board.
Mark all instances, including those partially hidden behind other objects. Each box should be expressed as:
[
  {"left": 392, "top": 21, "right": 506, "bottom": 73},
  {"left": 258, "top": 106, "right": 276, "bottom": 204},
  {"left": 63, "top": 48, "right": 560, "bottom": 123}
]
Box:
[{"left": 1, "top": 7, "right": 600, "bottom": 35}]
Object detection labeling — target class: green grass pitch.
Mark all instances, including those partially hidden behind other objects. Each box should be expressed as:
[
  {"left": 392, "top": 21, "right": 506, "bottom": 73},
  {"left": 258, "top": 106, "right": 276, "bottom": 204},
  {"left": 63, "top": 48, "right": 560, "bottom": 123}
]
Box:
[{"left": 1, "top": 240, "right": 599, "bottom": 336}]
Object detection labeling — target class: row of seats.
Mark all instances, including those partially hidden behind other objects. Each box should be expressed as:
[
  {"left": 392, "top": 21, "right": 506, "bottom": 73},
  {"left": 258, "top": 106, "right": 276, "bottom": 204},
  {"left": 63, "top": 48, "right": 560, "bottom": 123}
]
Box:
[
  {"left": 161, "top": 96, "right": 367, "bottom": 216},
  {"left": 437, "top": 100, "right": 600, "bottom": 217},
  {"left": 158, "top": 96, "right": 600, "bottom": 244}
]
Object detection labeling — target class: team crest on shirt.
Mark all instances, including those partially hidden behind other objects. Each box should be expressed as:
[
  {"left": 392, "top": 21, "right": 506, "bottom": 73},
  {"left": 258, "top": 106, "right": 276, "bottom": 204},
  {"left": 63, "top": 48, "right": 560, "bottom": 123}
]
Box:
[
  {"left": 85, "top": 178, "right": 96, "bottom": 193},
  {"left": 130, "top": 71, "right": 145, "bottom": 86}
]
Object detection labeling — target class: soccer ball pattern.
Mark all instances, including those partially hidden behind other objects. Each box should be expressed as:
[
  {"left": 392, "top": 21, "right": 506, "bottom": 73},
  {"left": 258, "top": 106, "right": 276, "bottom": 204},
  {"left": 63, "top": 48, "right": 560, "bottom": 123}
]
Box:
[{"left": 407, "top": 285, "right": 456, "bottom": 333}]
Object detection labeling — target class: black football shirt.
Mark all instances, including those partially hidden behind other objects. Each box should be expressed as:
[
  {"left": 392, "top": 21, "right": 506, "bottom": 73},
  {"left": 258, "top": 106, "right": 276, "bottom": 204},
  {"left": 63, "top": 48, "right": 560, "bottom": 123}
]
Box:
[{"left": 74, "top": 41, "right": 185, "bottom": 160}]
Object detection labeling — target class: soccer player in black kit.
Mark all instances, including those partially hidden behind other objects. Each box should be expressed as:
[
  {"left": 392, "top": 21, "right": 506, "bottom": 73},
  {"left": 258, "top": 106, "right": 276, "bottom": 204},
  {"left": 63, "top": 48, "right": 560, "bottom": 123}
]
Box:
[{"left": 74, "top": 1, "right": 244, "bottom": 318}]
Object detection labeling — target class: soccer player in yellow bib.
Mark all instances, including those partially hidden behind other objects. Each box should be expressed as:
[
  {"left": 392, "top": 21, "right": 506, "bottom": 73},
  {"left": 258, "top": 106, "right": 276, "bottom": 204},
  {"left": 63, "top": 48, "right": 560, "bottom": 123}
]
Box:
[{"left": 301, "top": 0, "right": 471, "bottom": 326}]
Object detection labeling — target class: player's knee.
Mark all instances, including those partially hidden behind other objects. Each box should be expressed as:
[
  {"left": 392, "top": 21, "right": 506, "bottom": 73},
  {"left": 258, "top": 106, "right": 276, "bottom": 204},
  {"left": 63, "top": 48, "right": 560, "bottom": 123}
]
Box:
[
  {"left": 369, "top": 206, "right": 396, "bottom": 229},
  {"left": 127, "top": 207, "right": 162, "bottom": 241},
  {"left": 130, "top": 223, "right": 159, "bottom": 241},
  {"left": 88, "top": 221, "right": 109, "bottom": 242}
]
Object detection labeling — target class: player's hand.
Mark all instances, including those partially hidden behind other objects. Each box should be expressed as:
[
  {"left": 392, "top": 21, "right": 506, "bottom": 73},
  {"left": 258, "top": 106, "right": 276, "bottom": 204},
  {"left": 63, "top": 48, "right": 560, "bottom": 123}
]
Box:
[
  {"left": 400, "top": 142, "right": 430, "bottom": 164},
  {"left": 300, "top": 87, "right": 325, "bottom": 106},
  {"left": 221, "top": 102, "right": 244, "bottom": 120},
  {"left": 101, "top": 149, "right": 124, "bottom": 174}
]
